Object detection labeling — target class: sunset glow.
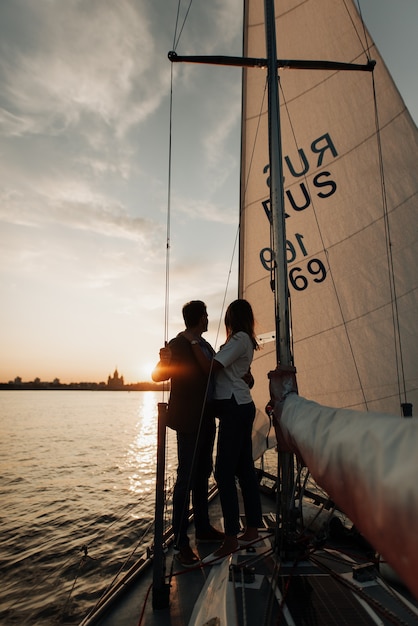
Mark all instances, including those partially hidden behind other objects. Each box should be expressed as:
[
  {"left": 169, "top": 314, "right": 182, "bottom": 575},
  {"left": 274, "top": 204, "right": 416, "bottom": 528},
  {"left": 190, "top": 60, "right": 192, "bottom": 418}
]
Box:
[{"left": 0, "top": 1, "right": 417, "bottom": 385}]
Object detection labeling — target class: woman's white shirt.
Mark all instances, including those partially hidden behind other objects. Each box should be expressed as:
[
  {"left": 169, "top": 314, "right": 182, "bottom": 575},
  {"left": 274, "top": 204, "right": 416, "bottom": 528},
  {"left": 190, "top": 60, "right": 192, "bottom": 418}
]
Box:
[{"left": 213, "top": 331, "right": 253, "bottom": 404}]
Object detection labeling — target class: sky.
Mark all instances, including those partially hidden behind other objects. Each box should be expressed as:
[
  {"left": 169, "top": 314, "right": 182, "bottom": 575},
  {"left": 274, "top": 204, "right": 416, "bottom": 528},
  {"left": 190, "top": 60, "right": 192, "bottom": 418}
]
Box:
[{"left": 1, "top": 0, "right": 417, "bottom": 385}]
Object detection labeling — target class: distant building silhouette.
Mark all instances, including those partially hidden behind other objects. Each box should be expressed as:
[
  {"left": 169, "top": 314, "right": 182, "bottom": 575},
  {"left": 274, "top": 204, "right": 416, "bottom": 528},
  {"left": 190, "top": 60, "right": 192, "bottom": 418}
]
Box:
[
  {"left": 0, "top": 369, "right": 167, "bottom": 391},
  {"left": 107, "top": 368, "right": 124, "bottom": 389}
]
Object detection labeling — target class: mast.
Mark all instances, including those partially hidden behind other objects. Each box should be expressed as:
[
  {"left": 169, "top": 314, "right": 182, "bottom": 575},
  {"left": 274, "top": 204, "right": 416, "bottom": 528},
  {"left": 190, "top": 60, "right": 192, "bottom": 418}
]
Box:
[
  {"left": 264, "top": 0, "right": 291, "bottom": 368},
  {"left": 264, "top": 0, "right": 297, "bottom": 553}
]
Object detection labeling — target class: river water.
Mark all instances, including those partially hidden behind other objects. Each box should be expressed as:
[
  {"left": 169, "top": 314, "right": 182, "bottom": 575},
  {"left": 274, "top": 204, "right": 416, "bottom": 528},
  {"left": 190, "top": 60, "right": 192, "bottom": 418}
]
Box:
[{"left": 0, "top": 390, "right": 180, "bottom": 625}]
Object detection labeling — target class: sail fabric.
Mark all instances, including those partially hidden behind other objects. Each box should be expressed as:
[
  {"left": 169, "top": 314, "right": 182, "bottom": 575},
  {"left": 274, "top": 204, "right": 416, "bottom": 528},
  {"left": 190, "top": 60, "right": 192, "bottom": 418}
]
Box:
[
  {"left": 277, "top": 393, "right": 418, "bottom": 598},
  {"left": 241, "top": 0, "right": 418, "bottom": 459}
]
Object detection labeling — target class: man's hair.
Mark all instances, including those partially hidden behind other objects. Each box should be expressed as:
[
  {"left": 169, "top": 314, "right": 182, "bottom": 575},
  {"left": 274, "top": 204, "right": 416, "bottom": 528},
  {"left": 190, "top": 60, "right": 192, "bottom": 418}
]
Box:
[{"left": 182, "top": 300, "right": 207, "bottom": 328}]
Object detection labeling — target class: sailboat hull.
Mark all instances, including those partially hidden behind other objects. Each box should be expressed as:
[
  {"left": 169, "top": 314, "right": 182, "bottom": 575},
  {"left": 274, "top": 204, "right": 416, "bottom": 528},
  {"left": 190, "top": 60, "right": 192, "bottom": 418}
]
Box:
[{"left": 81, "top": 0, "right": 418, "bottom": 623}]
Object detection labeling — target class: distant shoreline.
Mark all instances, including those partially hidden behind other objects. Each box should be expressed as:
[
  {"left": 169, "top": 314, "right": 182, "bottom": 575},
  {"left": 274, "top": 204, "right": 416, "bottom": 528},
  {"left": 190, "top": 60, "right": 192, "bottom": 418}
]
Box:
[{"left": 0, "top": 381, "right": 169, "bottom": 391}]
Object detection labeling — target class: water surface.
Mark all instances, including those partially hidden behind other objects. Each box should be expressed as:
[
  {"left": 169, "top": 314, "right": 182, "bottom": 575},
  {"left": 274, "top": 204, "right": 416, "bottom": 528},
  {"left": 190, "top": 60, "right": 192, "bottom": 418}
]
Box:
[{"left": 0, "top": 390, "right": 177, "bottom": 624}]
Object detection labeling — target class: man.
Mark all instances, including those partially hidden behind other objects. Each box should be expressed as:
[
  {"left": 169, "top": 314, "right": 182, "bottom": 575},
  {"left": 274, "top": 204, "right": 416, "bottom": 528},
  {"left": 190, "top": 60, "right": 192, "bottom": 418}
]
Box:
[{"left": 152, "top": 300, "right": 224, "bottom": 566}]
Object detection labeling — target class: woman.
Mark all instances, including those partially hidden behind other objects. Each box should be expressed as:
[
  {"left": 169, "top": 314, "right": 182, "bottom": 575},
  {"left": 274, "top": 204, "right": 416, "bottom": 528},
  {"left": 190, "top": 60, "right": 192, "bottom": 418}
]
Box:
[{"left": 184, "top": 299, "right": 263, "bottom": 560}]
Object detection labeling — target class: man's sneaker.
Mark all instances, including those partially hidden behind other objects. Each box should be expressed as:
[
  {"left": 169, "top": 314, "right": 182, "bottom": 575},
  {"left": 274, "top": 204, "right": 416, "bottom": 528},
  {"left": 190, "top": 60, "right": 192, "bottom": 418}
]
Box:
[
  {"left": 195, "top": 526, "right": 225, "bottom": 543},
  {"left": 174, "top": 544, "right": 200, "bottom": 567}
]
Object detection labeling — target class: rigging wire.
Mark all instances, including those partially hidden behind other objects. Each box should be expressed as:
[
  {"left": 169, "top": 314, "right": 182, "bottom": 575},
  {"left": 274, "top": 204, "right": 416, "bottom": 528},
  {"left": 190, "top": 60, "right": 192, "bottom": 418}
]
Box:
[
  {"left": 163, "top": 0, "right": 230, "bottom": 563},
  {"left": 163, "top": 0, "right": 196, "bottom": 350},
  {"left": 172, "top": 0, "right": 194, "bottom": 51},
  {"left": 370, "top": 73, "right": 408, "bottom": 406},
  {"left": 156, "top": 0, "right": 185, "bottom": 569},
  {"left": 163, "top": 64, "right": 173, "bottom": 353},
  {"left": 372, "top": 9, "right": 408, "bottom": 411},
  {"left": 344, "top": 0, "right": 372, "bottom": 63},
  {"left": 354, "top": 0, "right": 409, "bottom": 408}
]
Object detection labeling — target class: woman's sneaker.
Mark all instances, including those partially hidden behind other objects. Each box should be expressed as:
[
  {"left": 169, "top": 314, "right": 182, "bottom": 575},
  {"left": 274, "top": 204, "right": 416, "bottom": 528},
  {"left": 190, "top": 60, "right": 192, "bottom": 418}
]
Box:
[{"left": 174, "top": 544, "right": 200, "bottom": 567}]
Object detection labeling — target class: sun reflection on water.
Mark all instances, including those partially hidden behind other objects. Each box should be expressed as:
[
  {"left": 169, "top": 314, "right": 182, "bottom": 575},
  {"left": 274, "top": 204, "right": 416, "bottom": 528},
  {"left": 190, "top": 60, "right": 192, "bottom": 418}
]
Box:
[{"left": 126, "top": 392, "right": 160, "bottom": 496}]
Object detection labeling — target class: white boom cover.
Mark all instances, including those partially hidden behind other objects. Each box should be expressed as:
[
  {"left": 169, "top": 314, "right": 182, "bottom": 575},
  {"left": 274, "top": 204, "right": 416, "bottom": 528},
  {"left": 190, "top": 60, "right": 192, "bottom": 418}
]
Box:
[
  {"left": 241, "top": 0, "right": 418, "bottom": 458},
  {"left": 278, "top": 392, "right": 418, "bottom": 599}
]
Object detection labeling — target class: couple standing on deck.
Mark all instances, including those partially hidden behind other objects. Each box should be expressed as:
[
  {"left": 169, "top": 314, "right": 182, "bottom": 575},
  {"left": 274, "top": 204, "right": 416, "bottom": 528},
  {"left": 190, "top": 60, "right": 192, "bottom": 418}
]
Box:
[{"left": 152, "top": 299, "right": 262, "bottom": 566}]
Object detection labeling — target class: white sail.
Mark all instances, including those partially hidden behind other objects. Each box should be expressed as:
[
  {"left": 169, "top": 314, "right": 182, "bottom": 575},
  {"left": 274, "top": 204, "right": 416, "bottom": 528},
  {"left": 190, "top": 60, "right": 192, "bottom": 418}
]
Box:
[{"left": 240, "top": 0, "right": 418, "bottom": 456}]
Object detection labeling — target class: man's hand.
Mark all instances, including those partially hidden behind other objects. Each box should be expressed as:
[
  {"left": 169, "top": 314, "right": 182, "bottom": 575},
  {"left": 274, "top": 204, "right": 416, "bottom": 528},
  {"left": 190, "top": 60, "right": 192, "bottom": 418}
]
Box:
[{"left": 159, "top": 344, "right": 172, "bottom": 363}]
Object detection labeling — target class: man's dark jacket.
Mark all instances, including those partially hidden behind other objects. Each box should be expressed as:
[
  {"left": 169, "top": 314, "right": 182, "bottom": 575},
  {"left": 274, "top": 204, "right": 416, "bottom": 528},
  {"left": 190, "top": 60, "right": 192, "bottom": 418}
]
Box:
[{"left": 166, "top": 334, "right": 214, "bottom": 433}]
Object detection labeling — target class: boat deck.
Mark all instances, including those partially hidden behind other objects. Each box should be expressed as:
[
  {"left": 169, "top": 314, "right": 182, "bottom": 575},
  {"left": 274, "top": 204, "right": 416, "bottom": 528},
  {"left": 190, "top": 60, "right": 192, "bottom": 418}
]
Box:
[{"left": 80, "top": 490, "right": 418, "bottom": 626}]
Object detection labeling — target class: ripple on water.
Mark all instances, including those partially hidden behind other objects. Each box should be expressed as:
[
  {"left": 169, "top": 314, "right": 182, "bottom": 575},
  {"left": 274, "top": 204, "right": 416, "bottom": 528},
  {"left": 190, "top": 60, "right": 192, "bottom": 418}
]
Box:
[{"left": 0, "top": 390, "right": 178, "bottom": 624}]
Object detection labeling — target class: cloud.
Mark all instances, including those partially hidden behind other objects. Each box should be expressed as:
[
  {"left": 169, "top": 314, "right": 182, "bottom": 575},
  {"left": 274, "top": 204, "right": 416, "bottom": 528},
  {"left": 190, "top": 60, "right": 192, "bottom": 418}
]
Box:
[
  {"left": 0, "top": 1, "right": 175, "bottom": 243},
  {"left": 0, "top": 177, "right": 161, "bottom": 244},
  {"left": 202, "top": 79, "right": 241, "bottom": 192},
  {"left": 174, "top": 194, "right": 237, "bottom": 225},
  {"left": 0, "top": 0, "right": 243, "bottom": 383},
  {"left": 0, "top": 0, "right": 168, "bottom": 136}
]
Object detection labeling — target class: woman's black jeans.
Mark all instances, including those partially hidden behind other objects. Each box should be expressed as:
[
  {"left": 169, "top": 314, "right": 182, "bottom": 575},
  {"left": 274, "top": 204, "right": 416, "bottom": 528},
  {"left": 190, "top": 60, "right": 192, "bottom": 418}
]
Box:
[{"left": 214, "top": 396, "right": 262, "bottom": 536}]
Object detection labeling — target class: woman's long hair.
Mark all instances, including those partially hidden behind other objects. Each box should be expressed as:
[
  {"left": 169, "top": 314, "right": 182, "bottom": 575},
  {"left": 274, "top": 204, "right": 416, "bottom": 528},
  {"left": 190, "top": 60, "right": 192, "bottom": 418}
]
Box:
[{"left": 224, "top": 299, "right": 259, "bottom": 350}]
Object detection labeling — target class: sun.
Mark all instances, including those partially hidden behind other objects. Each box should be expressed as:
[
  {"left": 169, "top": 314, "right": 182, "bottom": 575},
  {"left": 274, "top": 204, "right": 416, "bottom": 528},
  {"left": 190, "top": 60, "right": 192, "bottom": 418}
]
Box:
[{"left": 138, "top": 361, "right": 156, "bottom": 382}]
